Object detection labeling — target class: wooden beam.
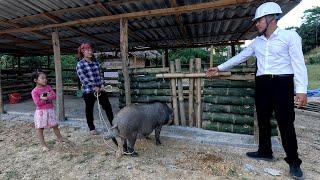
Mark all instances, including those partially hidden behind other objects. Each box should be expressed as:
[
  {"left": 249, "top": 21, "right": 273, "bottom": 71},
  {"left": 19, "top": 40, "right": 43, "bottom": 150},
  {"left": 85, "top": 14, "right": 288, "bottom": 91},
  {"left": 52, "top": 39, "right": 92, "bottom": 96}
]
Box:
[
  {"left": 1, "top": 34, "right": 51, "bottom": 48},
  {"left": 52, "top": 28, "right": 65, "bottom": 121},
  {"left": 0, "top": 0, "right": 252, "bottom": 34},
  {"left": 10, "top": 4, "right": 99, "bottom": 23},
  {"left": 0, "top": 20, "right": 49, "bottom": 39},
  {"left": 170, "top": 0, "right": 188, "bottom": 40},
  {"left": 132, "top": 15, "right": 252, "bottom": 33},
  {"left": 42, "top": 13, "right": 117, "bottom": 48},
  {"left": 120, "top": 18, "right": 131, "bottom": 105},
  {"left": 94, "top": 0, "right": 147, "bottom": 44}
]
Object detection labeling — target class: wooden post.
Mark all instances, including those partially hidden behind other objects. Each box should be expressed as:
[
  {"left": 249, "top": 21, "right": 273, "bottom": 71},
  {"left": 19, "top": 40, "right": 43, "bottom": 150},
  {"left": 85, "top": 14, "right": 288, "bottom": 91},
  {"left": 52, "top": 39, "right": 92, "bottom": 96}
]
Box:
[
  {"left": 120, "top": 18, "right": 131, "bottom": 105},
  {"left": 17, "top": 56, "right": 21, "bottom": 69},
  {"left": 170, "top": 61, "right": 179, "bottom": 125},
  {"left": 165, "top": 49, "right": 169, "bottom": 67},
  {"left": 47, "top": 55, "right": 51, "bottom": 68},
  {"left": 0, "top": 67, "right": 4, "bottom": 114},
  {"left": 231, "top": 44, "right": 236, "bottom": 56},
  {"left": 175, "top": 59, "right": 186, "bottom": 126},
  {"left": 209, "top": 46, "right": 214, "bottom": 68},
  {"left": 162, "top": 51, "right": 165, "bottom": 69},
  {"left": 188, "top": 59, "right": 195, "bottom": 127},
  {"left": 254, "top": 105, "right": 259, "bottom": 144},
  {"left": 195, "top": 58, "right": 202, "bottom": 128},
  {"left": 52, "top": 28, "right": 65, "bottom": 121}
]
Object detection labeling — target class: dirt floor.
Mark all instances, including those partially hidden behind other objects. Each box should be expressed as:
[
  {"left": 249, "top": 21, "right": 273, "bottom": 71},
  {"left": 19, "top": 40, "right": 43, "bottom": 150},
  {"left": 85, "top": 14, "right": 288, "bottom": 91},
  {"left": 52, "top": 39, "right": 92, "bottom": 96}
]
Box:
[{"left": 0, "top": 113, "right": 319, "bottom": 179}]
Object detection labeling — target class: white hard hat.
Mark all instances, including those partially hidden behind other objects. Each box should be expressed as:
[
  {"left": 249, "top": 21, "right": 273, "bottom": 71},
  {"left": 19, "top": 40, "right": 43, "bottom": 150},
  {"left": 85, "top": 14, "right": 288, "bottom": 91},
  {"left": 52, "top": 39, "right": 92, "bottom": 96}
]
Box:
[{"left": 252, "top": 2, "right": 282, "bottom": 21}]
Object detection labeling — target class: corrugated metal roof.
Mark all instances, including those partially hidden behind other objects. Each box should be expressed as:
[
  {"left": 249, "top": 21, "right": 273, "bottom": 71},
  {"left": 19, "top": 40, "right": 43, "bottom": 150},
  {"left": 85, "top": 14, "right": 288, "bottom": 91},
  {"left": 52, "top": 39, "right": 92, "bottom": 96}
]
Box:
[{"left": 0, "top": 0, "right": 301, "bottom": 55}]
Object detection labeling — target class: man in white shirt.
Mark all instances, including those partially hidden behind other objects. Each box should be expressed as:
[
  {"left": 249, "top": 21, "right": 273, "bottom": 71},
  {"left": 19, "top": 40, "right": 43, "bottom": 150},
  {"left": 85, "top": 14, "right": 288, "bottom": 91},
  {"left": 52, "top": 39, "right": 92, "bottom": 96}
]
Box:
[{"left": 206, "top": 2, "right": 307, "bottom": 178}]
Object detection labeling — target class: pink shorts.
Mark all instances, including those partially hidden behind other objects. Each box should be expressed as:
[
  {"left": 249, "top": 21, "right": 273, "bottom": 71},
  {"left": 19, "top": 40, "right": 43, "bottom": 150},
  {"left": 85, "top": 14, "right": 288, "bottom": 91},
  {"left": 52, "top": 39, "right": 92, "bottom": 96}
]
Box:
[{"left": 34, "top": 108, "right": 58, "bottom": 129}]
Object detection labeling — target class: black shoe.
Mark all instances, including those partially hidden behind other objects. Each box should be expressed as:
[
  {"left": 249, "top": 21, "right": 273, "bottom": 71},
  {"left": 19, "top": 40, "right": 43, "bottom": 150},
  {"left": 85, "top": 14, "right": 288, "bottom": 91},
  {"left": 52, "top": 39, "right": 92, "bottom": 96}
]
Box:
[
  {"left": 290, "top": 164, "right": 303, "bottom": 178},
  {"left": 246, "top": 151, "right": 273, "bottom": 161}
]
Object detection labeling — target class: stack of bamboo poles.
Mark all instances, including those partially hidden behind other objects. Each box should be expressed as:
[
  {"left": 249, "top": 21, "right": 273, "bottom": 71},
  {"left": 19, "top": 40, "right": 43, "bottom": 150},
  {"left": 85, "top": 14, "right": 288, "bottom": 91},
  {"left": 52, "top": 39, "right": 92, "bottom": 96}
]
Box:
[
  {"left": 202, "top": 67, "right": 278, "bottom": 135},
  {"left": 118, "top": 68, "right": 171, "bottom": 108}
]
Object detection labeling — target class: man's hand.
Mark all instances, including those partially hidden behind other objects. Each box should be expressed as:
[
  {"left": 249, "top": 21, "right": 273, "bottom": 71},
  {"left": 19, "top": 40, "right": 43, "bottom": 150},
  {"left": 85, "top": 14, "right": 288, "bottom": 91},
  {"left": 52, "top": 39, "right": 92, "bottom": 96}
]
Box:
[
  {"left": 295, "top": 93, "right": 307, "bottom": 108},
  {"left": 206, "top": 67, "right": 219, "bottom": 78}
]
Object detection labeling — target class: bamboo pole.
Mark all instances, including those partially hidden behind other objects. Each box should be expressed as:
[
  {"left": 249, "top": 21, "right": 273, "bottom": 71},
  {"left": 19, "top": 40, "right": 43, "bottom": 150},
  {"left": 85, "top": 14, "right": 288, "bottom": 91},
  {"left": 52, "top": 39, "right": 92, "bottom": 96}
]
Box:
[
  {"left": 175, "top": 59, "right": 186, "bottom": 126},
  {"left": 52, "top": 28, "right": 65, "bottom": 121},
  {"left": 188, "top": 59, "right": 195, "bottom": 127},
  {"left": 155, "top": 72, "right": 231, "bottom": 78},
  {"left": 195, "top": 58, "right": 202, "bottom": 128},
  {"left": 170, "top": 61, "right": 179, "bottom": 125},
  {"left": 120, "top": 18, "right": 131, "bottom": 105}
]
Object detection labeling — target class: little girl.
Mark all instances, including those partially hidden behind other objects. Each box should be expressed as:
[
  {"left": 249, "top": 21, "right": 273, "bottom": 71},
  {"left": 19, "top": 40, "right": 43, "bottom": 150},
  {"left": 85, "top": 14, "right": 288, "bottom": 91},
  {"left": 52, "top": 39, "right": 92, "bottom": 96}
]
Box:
[{"left": 31, "top": 71, "right": 64, "bottom": 152}]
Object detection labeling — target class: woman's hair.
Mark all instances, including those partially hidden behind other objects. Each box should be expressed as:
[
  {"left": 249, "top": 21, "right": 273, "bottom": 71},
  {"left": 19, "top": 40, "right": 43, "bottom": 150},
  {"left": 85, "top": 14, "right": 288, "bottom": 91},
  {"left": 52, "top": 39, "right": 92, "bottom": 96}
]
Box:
[
  {"left": 77, "top": 43, "right": 92, "bottom": 59},
  {"left": 31, "top": 70, "right": 45, "bottom": 82}
]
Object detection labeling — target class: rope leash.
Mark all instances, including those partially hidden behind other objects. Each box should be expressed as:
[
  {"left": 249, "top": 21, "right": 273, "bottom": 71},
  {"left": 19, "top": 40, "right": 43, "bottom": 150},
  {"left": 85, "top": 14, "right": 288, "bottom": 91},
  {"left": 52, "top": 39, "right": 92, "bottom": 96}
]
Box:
[
  {"left": 94, "top": 91, "right": 136, "bottom": 155},
  {"left": 94, "top": 91, "right": 118, "bottom": 152}
]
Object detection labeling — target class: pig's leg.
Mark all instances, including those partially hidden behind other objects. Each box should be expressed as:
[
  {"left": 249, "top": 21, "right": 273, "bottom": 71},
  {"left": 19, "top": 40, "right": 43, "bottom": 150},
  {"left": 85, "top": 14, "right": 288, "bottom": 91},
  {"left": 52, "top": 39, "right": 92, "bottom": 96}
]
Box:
[
  {"left": 123, "top": 139, "right": 128, "bottom": 153},
  {"left": 116, "top": 137, "right": 125, "bottom": 158},
  {"left": 155, "top": 126, "right": 162, "bottom": 145},
  {"left": 127, "top": 133, "right": 138, "bottom": 157}
]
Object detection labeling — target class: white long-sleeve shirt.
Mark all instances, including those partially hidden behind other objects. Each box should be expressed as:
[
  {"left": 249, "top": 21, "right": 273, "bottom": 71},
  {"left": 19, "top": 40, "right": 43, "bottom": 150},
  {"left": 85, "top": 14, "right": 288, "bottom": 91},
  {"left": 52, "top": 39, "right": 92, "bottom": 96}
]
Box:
[{"left": 218, "top": 28, "right": 308, "bottom": 93}]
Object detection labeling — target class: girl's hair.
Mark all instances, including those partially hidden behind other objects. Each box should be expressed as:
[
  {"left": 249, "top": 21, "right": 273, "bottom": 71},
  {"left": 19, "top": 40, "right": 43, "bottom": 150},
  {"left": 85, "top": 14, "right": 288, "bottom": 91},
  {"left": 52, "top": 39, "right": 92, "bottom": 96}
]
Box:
[
  {"left": 31, "top": 70, "right": 45, "bottom": 82},
  {"left": 77, "top": 43, "right": 92, "bottom": 59}
]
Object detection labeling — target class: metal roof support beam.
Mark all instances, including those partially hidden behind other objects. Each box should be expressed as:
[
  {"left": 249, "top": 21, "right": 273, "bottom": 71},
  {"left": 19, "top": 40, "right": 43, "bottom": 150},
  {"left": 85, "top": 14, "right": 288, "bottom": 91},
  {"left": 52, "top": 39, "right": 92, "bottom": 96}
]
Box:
[
  {"left": 0, "top": 0, "right": 252, "bottom": 35},
  {"left": 51, "top": 28, "right": 65, "bottom": 121}
]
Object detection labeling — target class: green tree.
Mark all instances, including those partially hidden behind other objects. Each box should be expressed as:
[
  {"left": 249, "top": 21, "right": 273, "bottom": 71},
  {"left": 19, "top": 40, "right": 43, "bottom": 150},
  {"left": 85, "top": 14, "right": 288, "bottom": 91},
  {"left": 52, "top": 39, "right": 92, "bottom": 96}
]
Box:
[{"left": 296, "top": 7, "right": 320, "bottom": 53}]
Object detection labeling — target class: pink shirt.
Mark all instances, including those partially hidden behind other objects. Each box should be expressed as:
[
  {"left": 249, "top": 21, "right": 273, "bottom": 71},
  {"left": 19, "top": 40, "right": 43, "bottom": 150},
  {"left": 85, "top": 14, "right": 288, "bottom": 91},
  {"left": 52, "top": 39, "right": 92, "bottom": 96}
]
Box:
[{"left": 31, "top": 85, "right": 56, "bottom": 110}]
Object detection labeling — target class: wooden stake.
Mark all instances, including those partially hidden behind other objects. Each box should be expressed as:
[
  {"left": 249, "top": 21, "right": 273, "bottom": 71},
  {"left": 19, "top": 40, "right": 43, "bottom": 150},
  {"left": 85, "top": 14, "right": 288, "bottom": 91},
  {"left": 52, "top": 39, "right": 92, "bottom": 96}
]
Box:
[
  {"left": 175, "top": 59, "right": 186, "bottom": 126},
  {"left": 52, "top": 28, "right": 65, "bottom": 121},
  {"left": 188, "top": 59, "right": 195, "bottom": 127},
  {"left": 170, "top": 61, "right": 179, "bottom": 125},
  {"left": 195, "top": 58, "right": 202, "bottom": 128},
  {"left": 120, "top": 18, "right": 131, "bottom": 105}
]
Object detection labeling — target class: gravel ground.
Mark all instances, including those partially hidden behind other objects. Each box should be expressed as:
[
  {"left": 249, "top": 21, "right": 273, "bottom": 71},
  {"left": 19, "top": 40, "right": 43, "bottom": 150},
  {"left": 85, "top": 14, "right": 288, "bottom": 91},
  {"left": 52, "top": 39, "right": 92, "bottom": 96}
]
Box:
[{"left": 0, "top": 112, "right": 319, "bottom": 179}]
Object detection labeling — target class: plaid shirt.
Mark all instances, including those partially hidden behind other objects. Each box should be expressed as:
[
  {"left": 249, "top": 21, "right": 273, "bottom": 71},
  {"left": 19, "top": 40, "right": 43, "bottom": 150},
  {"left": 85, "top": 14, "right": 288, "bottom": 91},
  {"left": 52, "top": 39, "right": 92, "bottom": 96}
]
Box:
[{"left": 76, "top": 59, "right": 103, "bottom": 94}]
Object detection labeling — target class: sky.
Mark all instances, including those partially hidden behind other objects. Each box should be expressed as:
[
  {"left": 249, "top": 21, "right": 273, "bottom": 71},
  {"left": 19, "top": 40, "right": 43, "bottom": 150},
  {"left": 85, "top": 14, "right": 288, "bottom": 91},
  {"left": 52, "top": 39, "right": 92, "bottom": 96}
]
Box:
[{"left": 278, "top": 0, "right": 320, "bottom": 28}]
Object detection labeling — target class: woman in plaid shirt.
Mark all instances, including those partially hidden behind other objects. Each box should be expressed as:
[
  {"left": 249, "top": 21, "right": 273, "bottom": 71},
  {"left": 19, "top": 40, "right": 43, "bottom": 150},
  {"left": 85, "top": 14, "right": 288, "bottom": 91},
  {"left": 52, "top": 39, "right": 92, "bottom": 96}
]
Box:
[{"left": 76, "top": 43, "right": 114, "bottom": 135}]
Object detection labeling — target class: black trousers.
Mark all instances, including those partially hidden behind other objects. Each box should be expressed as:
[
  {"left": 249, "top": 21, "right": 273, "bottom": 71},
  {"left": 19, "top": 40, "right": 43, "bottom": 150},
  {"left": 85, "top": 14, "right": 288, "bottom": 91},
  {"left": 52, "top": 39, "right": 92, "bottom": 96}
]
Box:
[
  {"left": 83, "top": 91, "right": 114, "bottom": 131},
  {"left": 255, "top": 75, "right": 302, "bottom": 165}
]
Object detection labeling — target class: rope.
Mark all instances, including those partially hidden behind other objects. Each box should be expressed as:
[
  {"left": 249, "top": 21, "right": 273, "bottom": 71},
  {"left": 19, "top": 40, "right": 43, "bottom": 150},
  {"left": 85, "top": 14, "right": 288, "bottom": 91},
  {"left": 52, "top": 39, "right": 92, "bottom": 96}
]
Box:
[
  {"left": 94, "top": 91, "right": 118, "bottom": 152},
  {"left": 94, "top": 91, "right": 137, "bottom": 156}
]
